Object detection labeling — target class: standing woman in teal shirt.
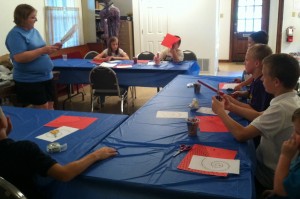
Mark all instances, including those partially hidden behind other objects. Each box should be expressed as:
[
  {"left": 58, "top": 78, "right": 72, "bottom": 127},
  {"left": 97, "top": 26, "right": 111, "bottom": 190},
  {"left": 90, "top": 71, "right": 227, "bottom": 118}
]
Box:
[{"left": 5, "top": 4, "right": 61, "bottom": 110}]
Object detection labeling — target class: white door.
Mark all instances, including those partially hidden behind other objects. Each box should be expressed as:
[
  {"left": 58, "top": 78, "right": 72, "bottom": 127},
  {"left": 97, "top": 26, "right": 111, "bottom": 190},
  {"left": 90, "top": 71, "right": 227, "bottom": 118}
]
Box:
[{"left": 140, "top": 0, "right": 169, "bottom": 54}]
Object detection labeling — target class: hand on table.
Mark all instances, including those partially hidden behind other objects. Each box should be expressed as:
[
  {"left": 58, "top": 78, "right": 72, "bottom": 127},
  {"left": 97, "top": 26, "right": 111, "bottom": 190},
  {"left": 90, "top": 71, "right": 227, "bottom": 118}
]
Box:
[{"left": 93, "top": 147, "right": 118, "bottom": 161}]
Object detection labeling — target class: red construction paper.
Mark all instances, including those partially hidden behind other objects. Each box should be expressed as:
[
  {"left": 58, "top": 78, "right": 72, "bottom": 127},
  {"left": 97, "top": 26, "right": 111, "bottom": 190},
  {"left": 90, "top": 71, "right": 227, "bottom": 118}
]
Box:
[
  {"left": 219, "top": 83, "right": 225, "bottom": 89},
  {"left": 161, "top": 33, "right": 180, "bottom": 48},
  {"left": 137, "top": 60, "right": 149, "bottom": 64},
  {"left": 177, "top": 144, "right": 237, "bottom": 176},
  {"left": 90, "top": 60, "right": 104, "bottom": 64},
  {"left": 196, "top": 116, "right": 229, "bottom": 133},
  {"left": 44, "top": 115, "right": 98, "bottom": 130}
]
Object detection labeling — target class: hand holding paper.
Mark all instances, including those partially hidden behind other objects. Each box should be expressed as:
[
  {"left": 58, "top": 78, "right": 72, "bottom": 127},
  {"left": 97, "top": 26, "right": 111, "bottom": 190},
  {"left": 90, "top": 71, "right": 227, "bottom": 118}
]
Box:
[{"left": 61, "top": 24, "right": 78, "bottom": 45}]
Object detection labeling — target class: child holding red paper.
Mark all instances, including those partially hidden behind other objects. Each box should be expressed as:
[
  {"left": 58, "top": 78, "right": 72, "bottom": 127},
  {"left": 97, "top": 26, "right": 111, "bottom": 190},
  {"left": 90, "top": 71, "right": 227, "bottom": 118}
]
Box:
[{"left": 158, "top": 35, "right": 184, "bottom": 62}]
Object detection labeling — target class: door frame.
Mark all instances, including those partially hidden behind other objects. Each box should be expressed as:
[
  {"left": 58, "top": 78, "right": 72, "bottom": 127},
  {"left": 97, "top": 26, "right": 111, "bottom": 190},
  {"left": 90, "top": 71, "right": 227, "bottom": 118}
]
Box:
[{"left": 229, "top": 0, "right": 271, "bottom": 61}]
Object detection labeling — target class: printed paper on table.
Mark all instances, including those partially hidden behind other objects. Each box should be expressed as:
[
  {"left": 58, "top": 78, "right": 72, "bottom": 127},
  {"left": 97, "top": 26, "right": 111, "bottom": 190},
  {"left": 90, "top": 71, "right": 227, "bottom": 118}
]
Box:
[{"left": 178, "top": 144, "right": 237, "bottom": 176}]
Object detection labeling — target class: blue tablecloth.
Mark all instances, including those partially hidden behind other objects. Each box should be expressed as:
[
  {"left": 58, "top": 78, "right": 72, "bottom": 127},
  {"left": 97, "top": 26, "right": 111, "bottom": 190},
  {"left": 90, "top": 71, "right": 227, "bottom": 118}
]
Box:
[
  {"left": 46, "top": 75, "right": 256, "bottom": 199},
  {"left": 52, "top": 59, "right": 200, "bottom": 87},
  {"left": 2, "top": 106, "right": 128, "bottom": 164}
]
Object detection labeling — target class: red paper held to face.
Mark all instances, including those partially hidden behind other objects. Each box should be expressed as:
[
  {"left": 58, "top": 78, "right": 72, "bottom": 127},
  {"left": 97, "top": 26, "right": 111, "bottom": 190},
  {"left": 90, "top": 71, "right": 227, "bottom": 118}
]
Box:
[{"left": 161, "top": 33, "right": 180, "bottom": 48}]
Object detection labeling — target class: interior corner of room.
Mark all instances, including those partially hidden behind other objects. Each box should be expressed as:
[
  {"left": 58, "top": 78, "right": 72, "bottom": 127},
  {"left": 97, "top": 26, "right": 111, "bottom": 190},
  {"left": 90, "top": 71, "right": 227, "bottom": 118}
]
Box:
[{"left": 0, "top": 0, "right": 298, "bottom": 76}]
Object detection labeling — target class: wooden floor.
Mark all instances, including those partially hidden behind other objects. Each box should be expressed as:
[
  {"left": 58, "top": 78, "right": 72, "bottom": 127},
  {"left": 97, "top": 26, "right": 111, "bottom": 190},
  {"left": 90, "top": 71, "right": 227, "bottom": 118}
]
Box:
[{"left": 57, "top": 62, "right": 244, "bottom": 115}]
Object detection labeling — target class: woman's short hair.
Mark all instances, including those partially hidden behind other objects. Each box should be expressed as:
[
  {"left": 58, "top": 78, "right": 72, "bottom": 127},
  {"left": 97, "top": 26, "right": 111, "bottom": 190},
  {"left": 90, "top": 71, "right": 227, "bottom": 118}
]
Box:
[{"left": 14, "top": 4, "right": 36, "bottom": 26}]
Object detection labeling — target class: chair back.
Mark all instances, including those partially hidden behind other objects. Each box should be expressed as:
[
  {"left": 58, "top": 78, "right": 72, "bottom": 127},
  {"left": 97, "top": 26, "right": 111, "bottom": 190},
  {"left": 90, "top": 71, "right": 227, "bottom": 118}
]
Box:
[
  {"left": 137, "top": 51, "right": 155, "bottom": 60},
  {"left": 0, "top": 177, "right": 27, "bottom": 199},
  {"left": 84, "top": 51, "right": 99, "bottom": 59},
  {"left": 89, "top": 66, "right": 121, "bottom": 96},
  {"left": 183, "top": 50, "right": 197, "bottom": 61}
]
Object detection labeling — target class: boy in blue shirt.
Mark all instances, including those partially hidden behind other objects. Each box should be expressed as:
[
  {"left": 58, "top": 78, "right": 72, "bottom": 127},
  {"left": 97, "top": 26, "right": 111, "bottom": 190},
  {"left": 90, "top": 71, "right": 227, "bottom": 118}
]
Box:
[{"left": 263, "top": 108, "right": 300, "bottom": 199}]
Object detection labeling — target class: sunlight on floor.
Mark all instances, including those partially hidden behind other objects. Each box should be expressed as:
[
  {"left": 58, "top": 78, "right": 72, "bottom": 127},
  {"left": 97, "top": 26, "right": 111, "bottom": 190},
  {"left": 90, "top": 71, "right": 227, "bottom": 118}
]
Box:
[{"left": 217, "top": 62, "right": 244, "bottom": 77}]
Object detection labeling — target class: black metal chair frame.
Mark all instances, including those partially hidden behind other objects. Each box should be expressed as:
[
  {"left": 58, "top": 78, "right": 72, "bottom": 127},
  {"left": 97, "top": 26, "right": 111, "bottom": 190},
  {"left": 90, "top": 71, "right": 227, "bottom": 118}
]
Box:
[
  {"left": 89, "top": 66, "right": 128, "bottom": 114},
  {"left": 0, "top": 177, "right": 27, "bottom": 199},
  {"left": 137, "top": 51, "right": 155, "bottom": 60},
  {"left": 83, "top": 51, "right": 99, "bottom": 59},
  {"left": 183, "top": 50, "right": 197, "bottom": 61}
]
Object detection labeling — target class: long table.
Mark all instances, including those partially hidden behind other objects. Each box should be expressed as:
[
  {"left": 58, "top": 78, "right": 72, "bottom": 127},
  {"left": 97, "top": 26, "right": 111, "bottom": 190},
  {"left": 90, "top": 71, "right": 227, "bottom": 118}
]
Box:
[
  {"left": 52, "top": 59, "right": 200, "bottom": 87},
  {"left": 3, "top": 106, "right": 128, "bottom": 165},
  {"left": 45, "top": 75, "right": 256, "bottom": 199}
]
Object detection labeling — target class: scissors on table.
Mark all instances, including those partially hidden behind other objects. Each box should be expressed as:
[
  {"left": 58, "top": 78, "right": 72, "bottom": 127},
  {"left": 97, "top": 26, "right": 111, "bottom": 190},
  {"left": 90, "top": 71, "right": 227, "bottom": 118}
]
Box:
[{"left": 173, "top": 144, "right": 192, "bottom": 157}]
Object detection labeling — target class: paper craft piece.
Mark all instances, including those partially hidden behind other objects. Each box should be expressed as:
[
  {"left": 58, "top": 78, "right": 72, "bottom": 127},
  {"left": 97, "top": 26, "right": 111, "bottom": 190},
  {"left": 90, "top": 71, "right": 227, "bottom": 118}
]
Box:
[
  {"left": 61, "top": 24, "right": 78, "bottom": 44},
  {"left": 147, "top": 61, "right": 155, "bottom": 65},
  {"left": 197, "top": 80, "right": 224, "bottom": 95},
  {"left": 115, "top": 64, "right": 132, "bottom": 68},
  {"left": 90, "top": 60, "right": 103, "bottom": 64},
  {"left": 99, "top": 62, "right": 117, "bottom": 68},
  {"left": 196, "top": 116, "right": 229, "bottom": 132},
  {"left": 36, "top": 126, "right": 78, "bottom": 142},
  {"left": 137, "top": 60, "right": 149, "bottom": 64},
  {"left": 44, "top": 115, "right": 97, "bottom": 130},
  {"left": 109, "top": 60, "right": 122, "bottom": 63},
  {"left": 156, "top": 111, "right": 188, "bottom": 119},
  {"left": 219, "top": 83, "right": 239, "bottom": 90},
  {"left": 196, "top": 107, "right": 229, "bottom": 115},
  {"left": 177, "top": 144, "right": 237, "bottom": 176},
  {"left": 161, "top": 33, "right": 181, "bottom": 48},
  {"left": 196, "top": 107, "right": 217, "bottom": 115},
  {"left": 189, "top": 155, "right": 240, "bottom": 175}
]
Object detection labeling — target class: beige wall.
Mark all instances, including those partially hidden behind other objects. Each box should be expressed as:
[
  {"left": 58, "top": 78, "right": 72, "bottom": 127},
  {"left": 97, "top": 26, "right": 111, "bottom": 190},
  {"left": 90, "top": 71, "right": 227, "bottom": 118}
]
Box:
[
  {"left": 0, "top": 1, "right": 45, "bottom": 55},
  {"left": 1, "top": 1, "right": 299, "bottom": 60}
]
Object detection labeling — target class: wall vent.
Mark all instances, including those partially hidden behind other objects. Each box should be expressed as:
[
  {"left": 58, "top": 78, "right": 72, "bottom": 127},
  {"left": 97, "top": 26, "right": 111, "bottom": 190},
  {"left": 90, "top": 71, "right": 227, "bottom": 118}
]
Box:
[{"left": 197, "top": 58, "right": 209, "bottom": 72}]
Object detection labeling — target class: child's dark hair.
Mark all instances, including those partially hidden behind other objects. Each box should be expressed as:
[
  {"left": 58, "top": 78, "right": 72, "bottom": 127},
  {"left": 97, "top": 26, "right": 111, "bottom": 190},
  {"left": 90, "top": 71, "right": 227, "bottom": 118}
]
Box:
[
  {"left": 107, "top": 36, "right": 119, "bottom": 56},
  {"left": 174, "top": 35, "right": 181, "bottom": 46},
  {"left": 249, "top": 31, "right": 268, "bottom": 44},
  {"left": 262, "top": 53, "right": 300, "bottom": 89},
  {"left": 292, "top": 108, "right": 300, "bottom": 122}
]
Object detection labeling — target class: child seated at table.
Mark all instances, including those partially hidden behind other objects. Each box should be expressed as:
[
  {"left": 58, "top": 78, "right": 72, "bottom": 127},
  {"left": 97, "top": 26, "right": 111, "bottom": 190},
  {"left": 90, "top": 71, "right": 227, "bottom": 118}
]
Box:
[
  {"left": 0, "top": 107, "right": 117, "bottom": 199},
  {"left": 156, "top": 35, "right": 184, "bottom": 62},
  {"left": 212, "top": 53, "right": 300, "bottom": 197},
  {"left": 229, "top": 44, "right": 273, "bottom": 112},
  {"left": 262, "top": 108, "right": 300, "bottom": 199},
  {"left": 234, "top": 31, "right": 269, "bottom": 91},
  {"left": 93, "top": 36, "right": 129, "bottom": 61}
]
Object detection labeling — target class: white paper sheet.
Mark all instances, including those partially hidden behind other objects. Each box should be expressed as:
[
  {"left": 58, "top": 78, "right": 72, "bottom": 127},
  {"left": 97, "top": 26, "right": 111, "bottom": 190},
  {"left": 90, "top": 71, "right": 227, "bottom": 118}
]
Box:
[
  {"left": 116, "top": 65, "right": 132, "bottom": 68},
  {"left": 188, "top": 155, "right": 240, "bottom": 174},
  {"left": 99, "top": 62, "right": 117, "bottom": 68},
  {"left": 220, "top": 83, "right": 239, "bottom": 89},
  {"left": 109, "top": 60, "right": 122, "bottom": 63},
  {"left": 196, "top": 107, "right": 229, "bottom": 115},
  {"left": 61, "top": 24, "right": 78, "bottom": 44},
  {"left": 156, "top": 111, "right": 188, "bottom": 119},
  {"left": 36, "top": 126, "right": 78, "bottom": 142}
]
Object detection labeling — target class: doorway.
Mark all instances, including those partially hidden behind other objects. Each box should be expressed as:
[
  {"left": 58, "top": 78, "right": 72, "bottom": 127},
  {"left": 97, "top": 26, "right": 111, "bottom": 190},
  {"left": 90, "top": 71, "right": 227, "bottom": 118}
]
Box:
[
  {"left": 139, "top": 0, "right": 169, "bottom": 54},
  {"left": 230, "top": 0, "right": 270, "bottom": 62}
]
